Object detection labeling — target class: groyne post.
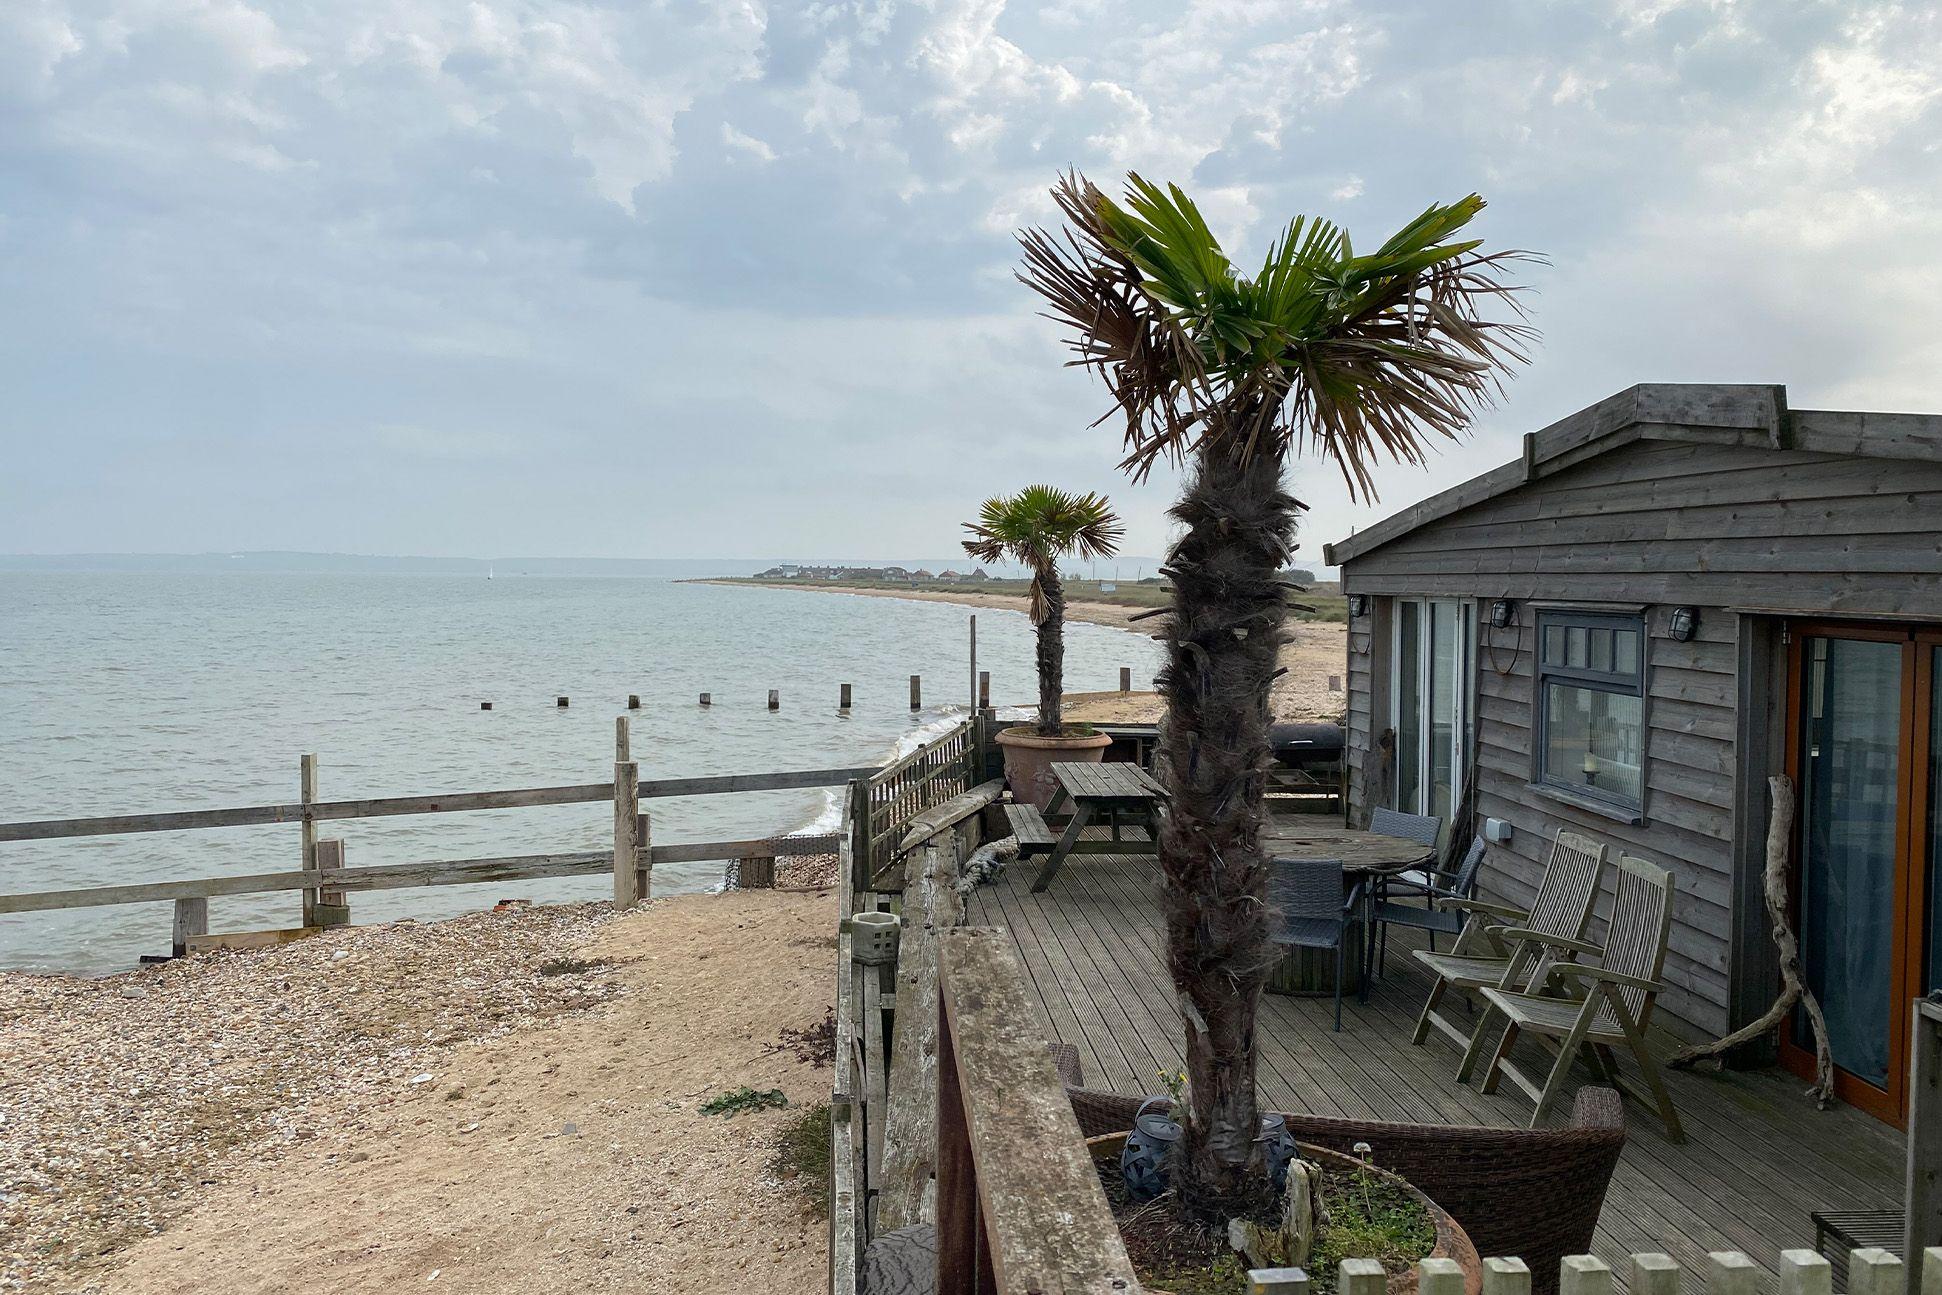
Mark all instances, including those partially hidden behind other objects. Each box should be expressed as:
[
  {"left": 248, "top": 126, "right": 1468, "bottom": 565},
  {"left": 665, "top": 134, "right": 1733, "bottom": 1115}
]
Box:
[
  {"left": 627, "top": 693, "right": 640, "bottom": 710},
  {"left": 978, "top": 671, "right": 989, "bottom": 710},
  {"left": 614, "top": 757, "right": 641, "bottom": 907},
  {"left": 910, "top": 675, "right": 922, "bottom": 711},
  {"left": 769, "top": 689, "right": 781, "bottom": 711},
  {"left": 556, "top": 695, "right": 569, "bottom": 708},
  {"left": 615, "top": 716, "right": 630, "bottom": 763},
  {"left": 840, "top": 683, "right": 852, "bottom": 711},
  {"left": 740, "top": 855, "right": 776, "bottom": 889},
  {"left": 1119, "top": 667, "right": 1132, "bottom": 693},
  {"left": 699, "top": 692, "right": 712, "bottom": 707},
  {"left": 299, "top": 755, "right": 318, "bottom": 927},
  {"left": 314, "top": 838, "right": 349, "bottom": 927}
]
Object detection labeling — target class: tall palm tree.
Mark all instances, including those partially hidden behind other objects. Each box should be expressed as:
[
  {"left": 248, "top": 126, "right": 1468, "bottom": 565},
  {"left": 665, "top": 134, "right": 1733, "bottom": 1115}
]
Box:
[
  {"left": 962, "top": 485, "right": 1124, "bottom": 735},
  {"left": 1019, "top": 174, "right": 1533, "bottom": 1215}
]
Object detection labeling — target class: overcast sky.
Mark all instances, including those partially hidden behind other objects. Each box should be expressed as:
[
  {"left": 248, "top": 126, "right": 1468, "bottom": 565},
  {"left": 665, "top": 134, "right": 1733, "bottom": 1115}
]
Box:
[{"left": 2, "top": 1, "right": 1937, "bottom": 566}]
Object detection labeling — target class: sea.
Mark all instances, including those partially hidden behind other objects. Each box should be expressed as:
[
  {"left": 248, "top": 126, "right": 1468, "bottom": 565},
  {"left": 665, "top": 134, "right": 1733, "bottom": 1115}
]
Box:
[{"left": 0, "top": 572, "right": 1163, "bottom": 975}]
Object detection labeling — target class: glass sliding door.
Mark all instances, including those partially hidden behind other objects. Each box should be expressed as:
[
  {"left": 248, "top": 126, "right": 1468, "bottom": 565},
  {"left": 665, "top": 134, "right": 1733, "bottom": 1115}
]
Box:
[
  {"left": 1796, "top": 636, "right": 1902, "bottom": 1091},
  {"left": 1786, "top": 624, "right": 1942, "bottom": 1124},
  {"left": 1391, "top": 598, "right": 1473, "bottom": 829}
]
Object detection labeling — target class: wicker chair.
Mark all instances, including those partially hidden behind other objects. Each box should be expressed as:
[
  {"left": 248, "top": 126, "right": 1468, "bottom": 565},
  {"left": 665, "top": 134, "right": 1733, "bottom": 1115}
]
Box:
[{"left": 1066, "top": 1084, "right": 1627, "bottom": 1295}]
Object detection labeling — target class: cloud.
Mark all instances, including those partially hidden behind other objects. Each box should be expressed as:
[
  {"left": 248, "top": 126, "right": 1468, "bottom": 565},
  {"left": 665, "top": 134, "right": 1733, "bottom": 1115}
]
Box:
[{"left": 1, "top": 0, "right": 1937, "bottom": 562}]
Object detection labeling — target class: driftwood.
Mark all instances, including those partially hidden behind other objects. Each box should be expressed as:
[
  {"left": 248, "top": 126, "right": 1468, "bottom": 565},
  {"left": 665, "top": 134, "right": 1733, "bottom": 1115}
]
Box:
[{"left": 1666, "top": 775, "right": 1835, "bottom": 1107}]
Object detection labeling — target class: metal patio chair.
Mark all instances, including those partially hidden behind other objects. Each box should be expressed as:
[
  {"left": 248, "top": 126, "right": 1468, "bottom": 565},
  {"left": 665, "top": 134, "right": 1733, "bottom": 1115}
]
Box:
[
  {"left": 1410, "top": 827, "right": 1608, "bottom": 1083},
  {"left": 1368, "top": 807, "right": 1443, "bottom": 895},
  {"left": 1367, "top": 834, "right": 1486, "bottom": 978},
  {"left": 1477, "top": 854, "right": 1684, "bottom": 1141},
  {"left": 1269, "top": 856, "right": 1363, "bottom": 1031}
]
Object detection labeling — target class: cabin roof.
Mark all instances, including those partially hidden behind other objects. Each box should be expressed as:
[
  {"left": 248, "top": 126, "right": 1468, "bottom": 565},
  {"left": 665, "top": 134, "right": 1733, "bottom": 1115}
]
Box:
[{"left": 1322, "top": 383, "right": 1942, "bottom": 567}]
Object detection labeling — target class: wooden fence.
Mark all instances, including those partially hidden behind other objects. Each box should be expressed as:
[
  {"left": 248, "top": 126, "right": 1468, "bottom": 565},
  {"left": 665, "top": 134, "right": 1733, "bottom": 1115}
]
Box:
[
  {"left": 0, "top": 717, "right": 872, "bottom": 952},
  {"left": 856, "top": 717, "right": 980, "bottom": 889}
]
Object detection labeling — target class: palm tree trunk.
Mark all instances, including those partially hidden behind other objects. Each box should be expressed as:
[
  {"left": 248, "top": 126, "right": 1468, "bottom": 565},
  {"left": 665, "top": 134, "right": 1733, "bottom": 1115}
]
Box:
[
  {"left": 1156, "top": 437, "right": 1298, "bottom": 1216},
  {"left": 1035, "top": 564, "right": 1066, "bottom": 735}
]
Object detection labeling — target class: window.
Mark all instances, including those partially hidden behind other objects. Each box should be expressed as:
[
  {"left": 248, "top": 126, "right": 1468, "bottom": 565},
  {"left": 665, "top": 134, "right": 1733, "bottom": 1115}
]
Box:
[
  {"left": 1392, "top": 599, "right": 1474, "bottom": 823},
  {"left": 1536, "top": 610, "right": 1645, "bottom": 810}
]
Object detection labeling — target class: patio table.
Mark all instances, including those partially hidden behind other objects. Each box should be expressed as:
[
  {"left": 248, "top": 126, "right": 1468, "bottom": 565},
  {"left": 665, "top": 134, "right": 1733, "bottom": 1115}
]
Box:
[
  {"left": 1028, "top": 761, "right": 1167, "bottom": 892},
  {"left": 1261, "top": 818, "right": 1437, "bottom": 998}
]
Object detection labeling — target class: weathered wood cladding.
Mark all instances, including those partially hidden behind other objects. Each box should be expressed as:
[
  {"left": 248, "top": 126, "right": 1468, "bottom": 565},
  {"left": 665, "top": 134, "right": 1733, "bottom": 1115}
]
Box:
[{"left": 1337, "top": 428, "right": 1942, "bottom": 1038}]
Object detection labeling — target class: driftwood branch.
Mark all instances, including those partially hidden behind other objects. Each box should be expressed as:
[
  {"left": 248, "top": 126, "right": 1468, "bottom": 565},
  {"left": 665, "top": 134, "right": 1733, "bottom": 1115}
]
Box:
[{"left": 1666, "top": 775, "right": 1835, "bottom": 1108}]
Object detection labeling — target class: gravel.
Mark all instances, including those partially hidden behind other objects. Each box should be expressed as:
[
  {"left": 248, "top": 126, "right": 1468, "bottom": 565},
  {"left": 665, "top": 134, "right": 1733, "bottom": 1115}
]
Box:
[{"left": 0, "top": 902, "right": 628, "bottom": 1292}]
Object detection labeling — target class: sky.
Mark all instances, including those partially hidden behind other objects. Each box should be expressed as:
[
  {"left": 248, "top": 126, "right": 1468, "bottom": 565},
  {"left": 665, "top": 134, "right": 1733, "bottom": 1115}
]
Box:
[{"left": 2, "top": 0, "right": 1938, "bottom": 568}]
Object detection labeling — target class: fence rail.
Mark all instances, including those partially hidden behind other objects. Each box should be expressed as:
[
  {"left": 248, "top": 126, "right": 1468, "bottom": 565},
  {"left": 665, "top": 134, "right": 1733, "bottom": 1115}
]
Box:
[{"left": 1, "top": 716, "right": 869, "bottom": 951}]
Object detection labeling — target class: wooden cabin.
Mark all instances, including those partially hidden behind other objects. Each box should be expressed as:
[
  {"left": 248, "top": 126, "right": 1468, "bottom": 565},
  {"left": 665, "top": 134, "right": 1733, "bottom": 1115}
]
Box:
[{"left": 1323, "top": 383, "right": 1942, "bottom": 1125}]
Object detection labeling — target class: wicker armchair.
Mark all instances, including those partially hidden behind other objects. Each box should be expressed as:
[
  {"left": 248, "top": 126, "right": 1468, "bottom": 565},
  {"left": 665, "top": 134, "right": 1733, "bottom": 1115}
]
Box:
[{"left": 1066, "top": 1084, "right": 1625, "bottom": 1295}]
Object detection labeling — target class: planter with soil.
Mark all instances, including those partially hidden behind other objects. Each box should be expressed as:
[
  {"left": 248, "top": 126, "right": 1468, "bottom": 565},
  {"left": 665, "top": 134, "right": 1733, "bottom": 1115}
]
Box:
[
  {"left": 1086, "top": 1132, "right": 1480, "bottom": 1295},
  {"left": 994, "top": 725, "right": 1112, "bottom": 811}
]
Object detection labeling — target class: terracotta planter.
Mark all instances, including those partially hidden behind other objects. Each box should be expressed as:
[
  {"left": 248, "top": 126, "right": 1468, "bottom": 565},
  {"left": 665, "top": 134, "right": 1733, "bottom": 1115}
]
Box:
[
  {"left": 1085, "top": 1132, "right": 1481, "bottom": 1295},
  {"left": 995, "top": 725, "right": 1112, "bottom": 811}
]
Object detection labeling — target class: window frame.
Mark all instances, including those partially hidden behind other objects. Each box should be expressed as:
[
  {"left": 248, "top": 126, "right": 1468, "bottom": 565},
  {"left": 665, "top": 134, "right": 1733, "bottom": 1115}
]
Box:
[{"left": 1533, "top": 608, "right": 1648, "bottom": 814}]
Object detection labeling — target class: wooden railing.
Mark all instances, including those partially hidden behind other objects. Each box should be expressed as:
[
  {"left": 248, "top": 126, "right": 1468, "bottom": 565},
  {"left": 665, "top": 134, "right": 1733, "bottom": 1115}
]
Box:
[
  {"left": 858, "top": 718, "right": 979, "bottom": 889},
  {"left": 0, "top": 716, "right": 873, "bottom": 952}
]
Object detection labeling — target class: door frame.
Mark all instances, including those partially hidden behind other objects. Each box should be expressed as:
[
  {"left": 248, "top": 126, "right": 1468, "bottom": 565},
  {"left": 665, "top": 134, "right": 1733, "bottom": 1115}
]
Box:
[{"left": 1779, "top": 618, "right": 1938, "bottom": 1125}]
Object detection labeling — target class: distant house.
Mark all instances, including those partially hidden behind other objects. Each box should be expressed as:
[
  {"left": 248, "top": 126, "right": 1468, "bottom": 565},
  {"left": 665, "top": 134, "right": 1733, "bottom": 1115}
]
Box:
[
  {"left": 755, "top": 564, "right": 801, "bottom": 579},
  {"left": 882, "top": 567, "right": 912, "bottom": 582},
  {"left": 911, "top": 569, "right": 934, "bottom": 581},
  {"left": 1325, "top": 382, "right": 1942, "bottom": 1124},
  {"left": 963, "top": 569, "right": 990, "bottom": 582},
  {"left": 936, "top": 570, "right": 962, "bottom": 583}
]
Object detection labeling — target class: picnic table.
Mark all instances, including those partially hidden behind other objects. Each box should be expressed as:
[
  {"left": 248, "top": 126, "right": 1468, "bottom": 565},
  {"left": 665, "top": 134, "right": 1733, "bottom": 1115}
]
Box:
[
  {"left": 1025, "top": 761, "right": 1167, "bottom": 892},
  {"left": 1260, "top": 818, "right": 1438, "bottom": 998}
]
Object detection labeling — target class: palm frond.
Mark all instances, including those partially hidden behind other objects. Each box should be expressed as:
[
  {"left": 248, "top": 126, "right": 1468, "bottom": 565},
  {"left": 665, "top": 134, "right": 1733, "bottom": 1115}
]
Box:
[{"left": 1016, "top": 173, "right": 1541, "bottom": 500}]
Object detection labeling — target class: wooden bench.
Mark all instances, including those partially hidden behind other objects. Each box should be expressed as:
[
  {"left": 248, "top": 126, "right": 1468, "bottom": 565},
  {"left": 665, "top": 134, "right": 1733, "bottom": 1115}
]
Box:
[
  {"left": 1003, "top": 803, "right": 1056, "bottom": 855},
  {"left": 1811, "top": 1209, "right": 1901, "bottom": 1286}
]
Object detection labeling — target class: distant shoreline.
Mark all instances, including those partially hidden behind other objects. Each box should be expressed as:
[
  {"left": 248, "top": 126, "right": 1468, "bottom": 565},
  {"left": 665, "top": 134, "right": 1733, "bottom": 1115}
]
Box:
[{"left": 693, "top": 578, "right": 1351, "bottom": 722}]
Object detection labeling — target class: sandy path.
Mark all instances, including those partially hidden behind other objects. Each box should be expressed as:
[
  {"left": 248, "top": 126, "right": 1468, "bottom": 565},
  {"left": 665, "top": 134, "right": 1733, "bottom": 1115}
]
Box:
[
  {"left": 90, "top": 891, "right": 834, "bottom": 1295},
  {"left": 705, "top": 581, "right": 1348, "bottom": 722}
]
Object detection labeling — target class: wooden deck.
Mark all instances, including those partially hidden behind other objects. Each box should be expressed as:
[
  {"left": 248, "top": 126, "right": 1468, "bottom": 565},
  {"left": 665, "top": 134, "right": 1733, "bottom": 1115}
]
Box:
[{"left": 962, "top": 843, "right": 1905, "bottom": 1288}]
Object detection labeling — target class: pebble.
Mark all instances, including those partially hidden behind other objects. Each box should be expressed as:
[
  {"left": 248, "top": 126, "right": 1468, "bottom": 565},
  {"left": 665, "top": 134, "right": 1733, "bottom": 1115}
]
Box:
[{"left": 0, "top": 901, "right": 627, "bottom": 1290}]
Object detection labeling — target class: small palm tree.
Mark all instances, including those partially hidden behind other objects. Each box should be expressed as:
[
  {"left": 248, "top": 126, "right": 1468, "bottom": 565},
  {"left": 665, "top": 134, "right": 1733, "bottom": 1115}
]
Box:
[
  {"left": 1019, "top": 173, "right": 1532, "bottom": 1215},
  {"left": 962, "top": 485, "right": 1123, "bottom": 735}
]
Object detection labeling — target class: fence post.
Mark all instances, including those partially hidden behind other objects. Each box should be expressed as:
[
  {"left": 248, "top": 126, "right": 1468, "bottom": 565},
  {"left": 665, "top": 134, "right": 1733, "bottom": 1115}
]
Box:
[
  {"left": 171, "top": 897, "right": 208, "bottom": 957},
  {"left": 299, "top": 754, "right": 318, "bottom": 927},
  {"left": 615, "top": 716, "right": 630, "bottom": 763},
  {"left": 969, "top": 615, "right": 977, "bottom": 712},
  {"left": 849, "top": 779, "right": 872, "bottom": 894},
  {"left": 1779, "top": 1251, "right": 1832, "bottom": 1295},
  {"left": 637, "top": 811, "right": 652, "bottom": 901},
  {"left": 614, "top": 759, "right": 641, "bottom": 907},
  {"left": 313, "top": 839, "right": 350, "bottom": 927},
  {"left": 1910, "top": 999, "right": 1941, "bottom": 1285},
  {"left": 1482, "top": 1258, "right": 1532, "bottom": 1295},
  {"left": 978, "top": 671, "right": 990, "bottom": 711}
]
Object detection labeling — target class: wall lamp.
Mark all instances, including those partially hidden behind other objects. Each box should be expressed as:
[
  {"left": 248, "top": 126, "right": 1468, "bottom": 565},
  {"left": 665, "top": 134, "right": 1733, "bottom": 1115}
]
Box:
[
  {"left": 1668, "top": 606, "right": 1699, "bottom": 642},
  {"left": 1348, "top": 595, "right": 1368, "bottom": 617},
  {"left": 1490, "top": 599, "right": 1516, "bottom": 629}
]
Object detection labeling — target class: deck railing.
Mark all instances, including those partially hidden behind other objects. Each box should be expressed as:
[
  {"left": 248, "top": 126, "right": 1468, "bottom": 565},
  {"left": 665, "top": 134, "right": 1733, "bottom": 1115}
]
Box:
[
  {"left": 858, "top": 717, "right": 978, "bottom": 889},
  {"left": 0, "top": 717, "right": 872, "bottom": 952}
]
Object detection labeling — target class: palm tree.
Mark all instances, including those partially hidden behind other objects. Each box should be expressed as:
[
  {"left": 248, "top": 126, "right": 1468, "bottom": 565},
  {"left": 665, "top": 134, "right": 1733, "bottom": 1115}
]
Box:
[
  {"left": 1019, "top": 174, "right": 1533, "bottom": 1216},
  {"left": 962, "top": 485, "right": 1124, "bottom": 735}
]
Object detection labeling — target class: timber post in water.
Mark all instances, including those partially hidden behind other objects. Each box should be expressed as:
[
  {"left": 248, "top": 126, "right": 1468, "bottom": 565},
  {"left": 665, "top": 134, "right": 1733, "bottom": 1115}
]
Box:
[
  {"left": 171, "top": 897, "right": 207, "bottom": 957},
  {"left": 769, "top": 689, "right": 780, "bottom": 711},
  {"left": 627, "top": 693, "right": 640, "bottom": 710},
  {"left": 479, "top": 701, "right": 492, "bottom": 711},
  {"left": 910, "top": 674, "right": 922, "bottom": 711},
  {"left": 699, "top": 692, "right": 711, "bottom": 707},
  {"left": 556, "top": 695, "right": 569, "bottom": 708},
  {"left": 1119, "top": 666, "right": 1131, "bottom": 693},
  {"left": 840, "top": 683, "right": 852, "bottom": 710}
]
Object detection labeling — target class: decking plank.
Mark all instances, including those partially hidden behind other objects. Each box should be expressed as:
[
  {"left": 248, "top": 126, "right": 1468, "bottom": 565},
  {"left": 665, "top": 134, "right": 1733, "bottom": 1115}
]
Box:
[{"left": 957, "top": 832, "right": 1905, "bottom": 1288}]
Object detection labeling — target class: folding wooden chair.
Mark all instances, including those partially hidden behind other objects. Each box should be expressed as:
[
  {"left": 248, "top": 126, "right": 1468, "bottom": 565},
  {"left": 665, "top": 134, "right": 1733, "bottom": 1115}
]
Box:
[
  {"left": 1409, "top": 828, "right": 1608, "bottom": 1083},
  {"left": 1477, "top": 854, "right": 1684, "bottom": 1142}
]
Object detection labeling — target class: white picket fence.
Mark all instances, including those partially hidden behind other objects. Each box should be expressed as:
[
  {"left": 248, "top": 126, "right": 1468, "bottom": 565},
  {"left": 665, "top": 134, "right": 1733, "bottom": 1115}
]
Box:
[{"left": 1246, "top": 1246, "right": 1940, "bottom": 1295}]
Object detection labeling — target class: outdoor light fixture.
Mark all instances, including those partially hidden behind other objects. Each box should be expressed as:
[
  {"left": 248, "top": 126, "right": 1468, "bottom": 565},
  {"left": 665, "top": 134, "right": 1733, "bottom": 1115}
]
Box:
[
  {"left": 1668, "top": 606, "right": 1699, "bottom": 642},
  {"left": 1347, "top": 594, "right": 1368, "bottom": 617},
  {"left": 1490, "top": 599, "right": 1516, "bottom": 629},
  {"left": 1119, "top": 1097, "right": 1182, "bottom": 1202}
]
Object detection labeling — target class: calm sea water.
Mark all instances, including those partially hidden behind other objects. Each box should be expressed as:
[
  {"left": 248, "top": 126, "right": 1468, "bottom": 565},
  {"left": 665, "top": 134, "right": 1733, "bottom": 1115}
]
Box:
[{"left": 0, "top": 573, "right": 1161, "bottom": 974}]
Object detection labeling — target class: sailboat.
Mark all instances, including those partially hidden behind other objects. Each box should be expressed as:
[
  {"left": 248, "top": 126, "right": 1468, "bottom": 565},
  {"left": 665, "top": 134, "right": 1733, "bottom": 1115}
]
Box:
[{"left": 487, "top": 564, "right": 495, "bottom": 581}]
